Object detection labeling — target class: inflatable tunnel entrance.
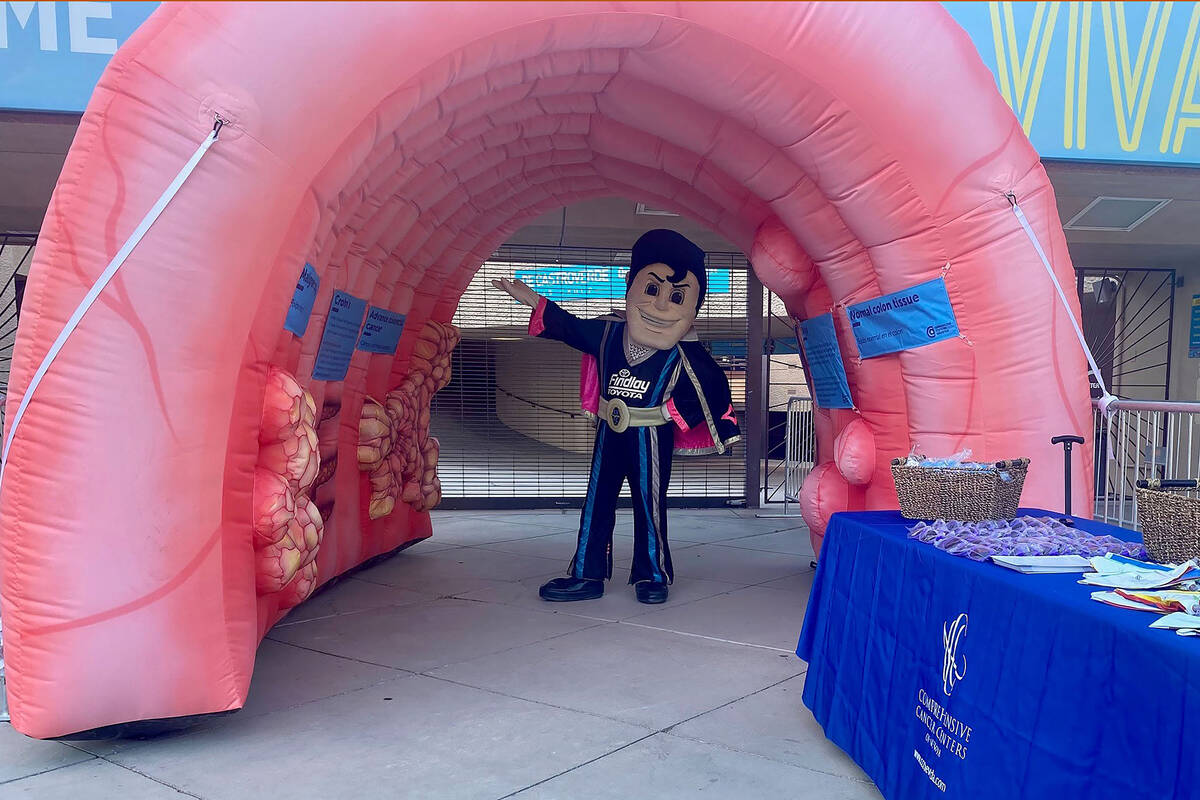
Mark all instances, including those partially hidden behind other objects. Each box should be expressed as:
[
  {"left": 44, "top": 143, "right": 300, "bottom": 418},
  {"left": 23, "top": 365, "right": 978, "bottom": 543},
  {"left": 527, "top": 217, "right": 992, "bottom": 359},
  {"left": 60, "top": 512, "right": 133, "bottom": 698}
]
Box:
[{"left": 0, "top": 2, "right": 1091, "bottom": 738}]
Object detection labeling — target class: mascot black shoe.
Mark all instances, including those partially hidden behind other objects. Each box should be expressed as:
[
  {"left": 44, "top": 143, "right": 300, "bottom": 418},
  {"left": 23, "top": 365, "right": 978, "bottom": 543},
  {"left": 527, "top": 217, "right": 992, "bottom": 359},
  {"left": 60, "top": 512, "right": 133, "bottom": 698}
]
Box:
[
  {"left": 539, "top": 577, "right": 605, "bottom": 602},
  {"left": 635, "top": 580, "right": 669, "bottom": 604}
]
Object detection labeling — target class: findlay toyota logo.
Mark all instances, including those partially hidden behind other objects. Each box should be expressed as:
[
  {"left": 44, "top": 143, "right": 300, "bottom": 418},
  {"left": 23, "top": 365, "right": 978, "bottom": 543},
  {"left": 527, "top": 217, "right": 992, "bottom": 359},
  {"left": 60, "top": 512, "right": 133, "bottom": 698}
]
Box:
[
  {"left": 941, "top": 613, "right": 968, "bottom": 697},
  {"left": 608, "top": 369, "right": 650, "bottom": 400}
]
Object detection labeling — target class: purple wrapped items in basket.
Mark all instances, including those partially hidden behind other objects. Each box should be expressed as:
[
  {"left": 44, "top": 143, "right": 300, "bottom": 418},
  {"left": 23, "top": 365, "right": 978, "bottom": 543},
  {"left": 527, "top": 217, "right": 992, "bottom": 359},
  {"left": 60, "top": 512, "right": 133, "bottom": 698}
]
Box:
[{"left": 908, "top": 517, "right": 1147, "bottom": 562}]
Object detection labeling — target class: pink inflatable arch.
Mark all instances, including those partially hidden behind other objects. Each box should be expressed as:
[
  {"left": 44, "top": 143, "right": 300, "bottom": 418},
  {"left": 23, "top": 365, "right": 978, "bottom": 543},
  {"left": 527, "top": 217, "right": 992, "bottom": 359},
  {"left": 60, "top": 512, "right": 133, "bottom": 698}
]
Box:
[{"left": 0, "top": 2, "right": 1091, "bottom": 738}]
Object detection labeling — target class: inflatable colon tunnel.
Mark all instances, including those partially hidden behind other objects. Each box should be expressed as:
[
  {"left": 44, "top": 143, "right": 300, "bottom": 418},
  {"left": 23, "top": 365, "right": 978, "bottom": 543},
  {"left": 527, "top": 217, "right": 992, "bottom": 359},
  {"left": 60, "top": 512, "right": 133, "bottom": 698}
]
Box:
[{"left": 0, "top": 2, "right": 1093, "bottom": 738}]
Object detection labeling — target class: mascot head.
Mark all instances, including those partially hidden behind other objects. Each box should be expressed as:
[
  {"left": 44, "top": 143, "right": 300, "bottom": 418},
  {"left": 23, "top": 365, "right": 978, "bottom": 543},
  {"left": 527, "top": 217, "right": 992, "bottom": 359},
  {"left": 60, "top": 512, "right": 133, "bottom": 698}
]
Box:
[{"left": 625, "top": 229, "right": 707, "bottom": 350}]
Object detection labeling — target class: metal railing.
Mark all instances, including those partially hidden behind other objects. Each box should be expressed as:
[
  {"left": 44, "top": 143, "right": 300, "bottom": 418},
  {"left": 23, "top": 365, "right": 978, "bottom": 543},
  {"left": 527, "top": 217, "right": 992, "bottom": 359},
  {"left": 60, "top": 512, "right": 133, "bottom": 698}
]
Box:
[
  {"left": 783, "top": 396, "right": 816, "bottom": 506},
  {"left": 771, "top": 396, "right": 815, "bottom": 515},
  {"left": 1093, "top": 397, "right": 1200, "bottom": 529},
  {"left": 755, "top": 395, "right": 814, "bottom": 518},
  {"left": 753, "top": 393, "right": 1200, "bottom": 530}
]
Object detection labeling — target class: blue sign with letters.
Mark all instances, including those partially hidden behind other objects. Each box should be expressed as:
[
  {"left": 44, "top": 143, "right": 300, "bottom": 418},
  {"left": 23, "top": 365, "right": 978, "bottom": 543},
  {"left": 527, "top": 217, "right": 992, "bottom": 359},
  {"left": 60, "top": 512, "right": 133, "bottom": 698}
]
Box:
[
  {"left": 846, "top": 278, "right": 960, "bottom": 359},
  {"left": 1190, "top": 294, "right": 1200, "bottom": 358},
  {"left": 6, "top": 3, "right": 1200, "bottom": 165},
  {"left": 0, "top": 2, "right": 158, "bottom": 112},
  {"left": 513, "top": 265, "right": 732, "bottom": 302},
  {"left": 357, "top": 306, "right": 405, "bottom": 355},
  {"left": 312, "top": 290, "right": 367, "bottom": 381},
  {"left": 797, "top": 314, "right": 853, "bottom": 410},
  {"left": 284, "top": 263, "right": 320, "bottom": 337},
  {"left": 943, "top": 2, "right": 1200, "bottom": 165}
]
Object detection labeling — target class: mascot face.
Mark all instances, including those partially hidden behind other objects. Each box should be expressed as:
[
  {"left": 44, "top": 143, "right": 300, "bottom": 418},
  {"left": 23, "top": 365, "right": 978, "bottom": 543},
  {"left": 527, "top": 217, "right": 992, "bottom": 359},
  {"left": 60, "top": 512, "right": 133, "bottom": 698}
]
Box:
[{"left": 626, "top": 263, "right": 701, "bottom": 350}]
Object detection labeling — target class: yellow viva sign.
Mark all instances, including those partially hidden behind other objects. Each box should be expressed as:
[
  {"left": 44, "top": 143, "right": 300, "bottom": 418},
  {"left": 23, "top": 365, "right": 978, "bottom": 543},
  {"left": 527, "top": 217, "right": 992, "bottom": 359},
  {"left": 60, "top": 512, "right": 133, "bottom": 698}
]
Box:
[{"left": 948, "top": 1, "right": 1200, "bottom": 161}]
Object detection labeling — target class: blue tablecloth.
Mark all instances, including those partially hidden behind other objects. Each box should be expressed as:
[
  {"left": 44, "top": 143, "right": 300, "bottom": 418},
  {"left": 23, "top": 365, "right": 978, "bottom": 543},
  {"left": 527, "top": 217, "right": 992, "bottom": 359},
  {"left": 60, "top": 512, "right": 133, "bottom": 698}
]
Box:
[{"left": 797, "top": 509, "right": 1200, "bottom": 800}]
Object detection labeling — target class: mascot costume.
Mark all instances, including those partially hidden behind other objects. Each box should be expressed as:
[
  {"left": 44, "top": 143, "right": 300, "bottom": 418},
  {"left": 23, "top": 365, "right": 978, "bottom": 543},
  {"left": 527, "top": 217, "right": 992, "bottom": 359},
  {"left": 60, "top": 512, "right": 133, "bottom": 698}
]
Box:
[{"left": 494, "top": 229, "right": 740, "bottom": 604}]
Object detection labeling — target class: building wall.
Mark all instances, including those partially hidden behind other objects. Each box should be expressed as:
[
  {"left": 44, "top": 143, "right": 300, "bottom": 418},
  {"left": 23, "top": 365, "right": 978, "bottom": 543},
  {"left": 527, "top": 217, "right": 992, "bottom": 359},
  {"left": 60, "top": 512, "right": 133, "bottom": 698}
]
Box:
[
  {"left": 767, "top": 353, "right": 807, "bottom": 409},
  {"left": 493, "top": 338, "right": 596, "bottom": 456},
  {"left": 1109, "top": 271, "right": 1175, "bottom": 402}
]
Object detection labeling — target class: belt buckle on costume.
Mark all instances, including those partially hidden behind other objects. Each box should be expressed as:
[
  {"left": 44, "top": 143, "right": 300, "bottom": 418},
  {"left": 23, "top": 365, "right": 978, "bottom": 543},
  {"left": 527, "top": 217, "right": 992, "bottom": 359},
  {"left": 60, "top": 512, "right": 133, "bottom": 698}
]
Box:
[{"left": 607, "top": 397, "right": 630, "bottom": 433}]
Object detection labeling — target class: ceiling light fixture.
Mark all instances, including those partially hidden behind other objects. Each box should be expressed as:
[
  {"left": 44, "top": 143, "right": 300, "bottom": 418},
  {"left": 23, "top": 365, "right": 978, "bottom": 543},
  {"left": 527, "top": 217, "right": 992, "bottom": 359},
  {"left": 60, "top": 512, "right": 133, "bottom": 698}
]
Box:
[
  {"left": 634, "top": 202, "right": 680, "bottom": 217},
  {"left": 1064, "top": 196, "right": 1172, "bottom": 232}
]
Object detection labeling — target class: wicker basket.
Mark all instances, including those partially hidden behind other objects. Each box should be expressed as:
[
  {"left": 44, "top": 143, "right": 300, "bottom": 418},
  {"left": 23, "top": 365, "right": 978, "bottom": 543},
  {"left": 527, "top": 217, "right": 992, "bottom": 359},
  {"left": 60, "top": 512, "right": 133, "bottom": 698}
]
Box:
[
  {"left": 891, "top": 458, "right": 1030, "bottom": 522},
  {"left": 1135, "top": 480, "right": 1200, "bottom": 564}
]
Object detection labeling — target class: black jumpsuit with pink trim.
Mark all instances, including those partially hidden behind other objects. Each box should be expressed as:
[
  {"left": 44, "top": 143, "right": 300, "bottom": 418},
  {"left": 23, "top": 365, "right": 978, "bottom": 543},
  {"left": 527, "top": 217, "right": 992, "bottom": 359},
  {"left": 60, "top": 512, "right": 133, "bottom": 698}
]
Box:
[{"left": 529, "top": 298, "right": 740, "bottom": 585}]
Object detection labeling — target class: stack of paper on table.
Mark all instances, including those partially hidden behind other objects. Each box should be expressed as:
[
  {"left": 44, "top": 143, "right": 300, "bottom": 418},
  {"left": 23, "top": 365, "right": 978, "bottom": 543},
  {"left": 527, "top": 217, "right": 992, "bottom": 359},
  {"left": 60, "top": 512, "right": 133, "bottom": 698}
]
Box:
[
  {"left": 1084, "top": 555, "right": 1200, "bottom": 634},
  {"left": 1079, "top": 555, "right": 1200, "bottom": 590},
  {"left": 1150, "top": 612, "right": 1200, "bottom": 636},
  {"left": 1091, "top": 590, "right": 1200, "bottom": 614},
  {"left": 991, "top": 555, "right": 1092, "bottom": 573}
]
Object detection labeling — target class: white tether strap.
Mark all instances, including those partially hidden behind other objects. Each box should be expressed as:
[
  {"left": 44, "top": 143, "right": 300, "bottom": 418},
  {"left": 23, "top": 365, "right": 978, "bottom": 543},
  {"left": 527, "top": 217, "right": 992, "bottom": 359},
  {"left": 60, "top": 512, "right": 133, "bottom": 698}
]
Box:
[
  {"left": 0, "top": 120, "right": 224, "bottom": 486},
  {"left": 1009, "top": 195, "right": 1118, "bottom": 416}
]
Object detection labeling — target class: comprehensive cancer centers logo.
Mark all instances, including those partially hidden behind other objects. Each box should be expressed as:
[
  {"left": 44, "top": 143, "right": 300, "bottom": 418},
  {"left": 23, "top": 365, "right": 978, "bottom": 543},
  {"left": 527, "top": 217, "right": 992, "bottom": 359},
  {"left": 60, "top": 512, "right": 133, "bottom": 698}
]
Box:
[
  {"left": 941, "top": 612, "right": 968, "bottom": 697},
  {"left": 914, "top": 611, "right": 975, "bottom": 779}
]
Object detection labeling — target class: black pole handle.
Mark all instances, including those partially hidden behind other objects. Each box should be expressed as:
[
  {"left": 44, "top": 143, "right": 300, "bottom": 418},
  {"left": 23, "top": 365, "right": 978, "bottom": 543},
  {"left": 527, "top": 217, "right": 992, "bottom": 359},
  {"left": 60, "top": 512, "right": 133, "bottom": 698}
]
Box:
[
  {"left": 1137, "top": 479, "right": 1199, "bottom": 490},
  {"left": 1051, "top": 434, "right": 1084, "bottom": 516},
  {"left": 1051, "top": 435, "right": 1085, "bottom": 446}
]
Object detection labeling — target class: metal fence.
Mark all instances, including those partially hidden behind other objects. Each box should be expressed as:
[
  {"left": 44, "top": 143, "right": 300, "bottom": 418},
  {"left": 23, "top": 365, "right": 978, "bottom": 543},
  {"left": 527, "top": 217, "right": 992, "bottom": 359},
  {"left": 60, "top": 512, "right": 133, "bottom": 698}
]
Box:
[
  {"left": 1092, "top": 398, "right": 1200, "bottom": 529},
  {"left": 781, "top": 396, "right": 815, "bottom": 509},
  {"left": 763, "top": 394, "right": 1200, "bottom": 531},
  {"left": 754, "top": 394, "right": 814, "bottom": 520},
  {"left": 435, "top": 243, "right": 750, "bottom": 507},
  {"left": 760, "top": 287, "right": 808, "bottom": 505}
]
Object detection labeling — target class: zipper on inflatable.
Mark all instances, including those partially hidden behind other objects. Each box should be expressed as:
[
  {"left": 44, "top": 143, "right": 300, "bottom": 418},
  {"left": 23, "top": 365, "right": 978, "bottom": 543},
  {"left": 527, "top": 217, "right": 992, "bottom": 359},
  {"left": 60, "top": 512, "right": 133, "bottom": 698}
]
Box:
[
  {"left": 1007, "top": 191, "right": 1117, "bottom": 415},
  {"left": 0, "top": 115, "right": 225, "bottom": 724}
]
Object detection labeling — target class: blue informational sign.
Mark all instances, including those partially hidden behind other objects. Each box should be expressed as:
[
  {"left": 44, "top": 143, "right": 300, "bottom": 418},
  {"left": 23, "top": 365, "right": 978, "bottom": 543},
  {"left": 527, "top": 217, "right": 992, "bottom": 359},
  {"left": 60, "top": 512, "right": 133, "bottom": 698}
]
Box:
[
  {"left": 357, "top": 306, "right": 406, "bottom": 355},
  {"left": 0, "top": 2, "right": 158, "bottom": 112},
  {"left": 797, "top": 314, "right": 853, "bottom": 410},
  {"left": 312, "top": 290, "right": 367, "bottom": 381},
  {"left": 283, "top": 263, "right": 320, "bottom": 337},
  {"left": 1190, "top": 294, "right": 1200, "bottom": 358},
  {"left": 845, "top": 278, "right": 960, "bottom": 359},
  {"left": 513, "top": 265, "right": 732, "bottom": 302}
]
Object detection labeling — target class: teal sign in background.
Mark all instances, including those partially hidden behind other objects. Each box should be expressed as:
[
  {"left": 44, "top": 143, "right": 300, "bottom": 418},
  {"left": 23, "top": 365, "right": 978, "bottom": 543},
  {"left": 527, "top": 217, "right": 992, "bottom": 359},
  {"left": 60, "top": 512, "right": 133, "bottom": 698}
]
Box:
[
  {"left": 312, "top": 290, "right": 367, "bottom": 381},
  {"left": 797, "top": 314, "right": 853, "bottom": 410},
  {"left": 4, "top": 2, "right": 1200, "bottom": 165},
  {"left": 513, "top": 265, "right": 731, "bottom": 302},
  {"left": 845, "top": 278, "right": 960, "bottom": 359}
]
